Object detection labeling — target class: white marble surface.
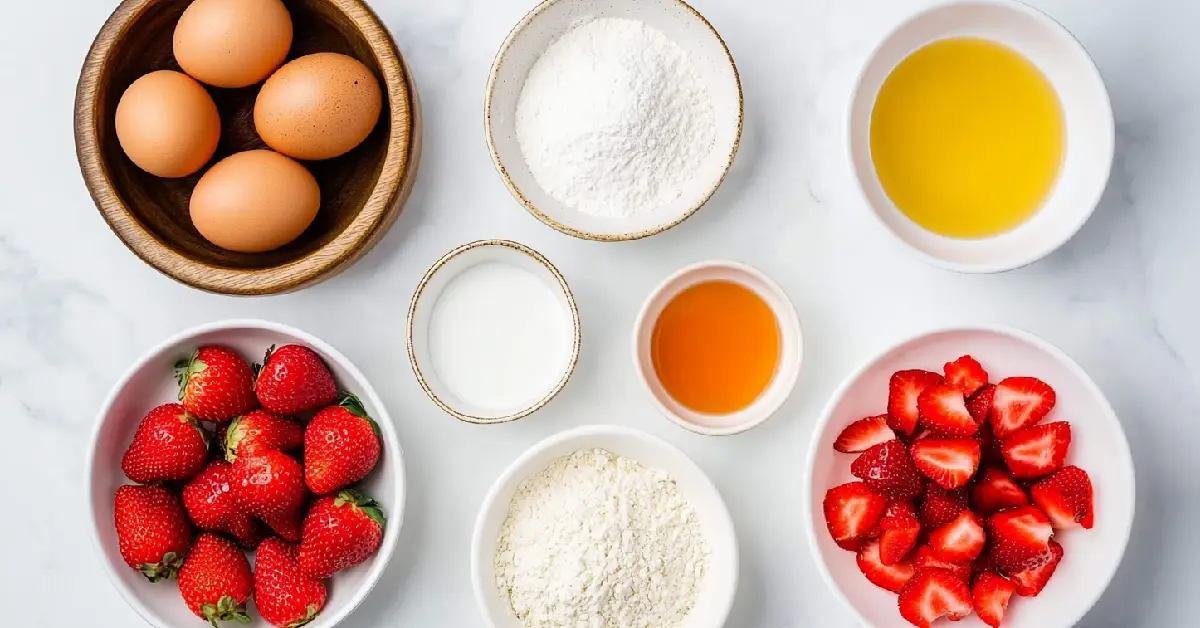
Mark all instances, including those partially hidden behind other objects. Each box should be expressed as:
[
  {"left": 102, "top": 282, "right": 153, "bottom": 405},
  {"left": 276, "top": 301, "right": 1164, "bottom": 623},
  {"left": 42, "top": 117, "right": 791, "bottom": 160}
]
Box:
[{"left": 0, "top": 0, "right": 1195, "bottom": 625}]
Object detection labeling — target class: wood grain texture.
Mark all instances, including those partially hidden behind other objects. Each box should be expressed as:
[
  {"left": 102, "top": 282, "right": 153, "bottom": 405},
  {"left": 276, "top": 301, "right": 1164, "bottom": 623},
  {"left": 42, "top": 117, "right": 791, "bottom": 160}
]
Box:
[{"left": 74, "top": 0, "right": 421, "bottom": 296}]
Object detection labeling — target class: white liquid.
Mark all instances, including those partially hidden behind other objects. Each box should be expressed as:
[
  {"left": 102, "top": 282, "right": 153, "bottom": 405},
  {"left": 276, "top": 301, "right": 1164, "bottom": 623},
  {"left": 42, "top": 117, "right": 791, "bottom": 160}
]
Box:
[{"left": 428, "top": 262, "right": 573, "bottom": 415}]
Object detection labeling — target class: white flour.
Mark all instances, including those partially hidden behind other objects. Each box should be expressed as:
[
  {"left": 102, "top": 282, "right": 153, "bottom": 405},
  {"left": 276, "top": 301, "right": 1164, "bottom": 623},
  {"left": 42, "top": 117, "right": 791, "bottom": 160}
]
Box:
[
  {"left": 515, "top": 17, "right": 716, "bottom": 219},
  {"left": 494, "top": 449, "right": 710, "bottom": 628}
]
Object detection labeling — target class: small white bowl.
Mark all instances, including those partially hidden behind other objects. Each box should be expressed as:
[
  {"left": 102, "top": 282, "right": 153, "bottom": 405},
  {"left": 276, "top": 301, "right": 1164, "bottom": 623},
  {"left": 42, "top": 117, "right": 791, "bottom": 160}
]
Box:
[
  {"left": 86, "top": 319, "right": 406, "bottom": 628},
  {"left": 803, "top": 325, "right": 1134, "bottom": 628},
  {"left": 471, "top": 425, "right": 738, "bottom": 627},
  {"left": 848, "top": 0, "right": 1114, "bottom": 273},
  {"left": 407, "top": 240, "right": 581, "bottom": 424},
  {"left": 485, "top": 0, "right": 743, "bottom": 241},
  {"left": 633, "top": 260, "right": 803, "bottom": 435}
]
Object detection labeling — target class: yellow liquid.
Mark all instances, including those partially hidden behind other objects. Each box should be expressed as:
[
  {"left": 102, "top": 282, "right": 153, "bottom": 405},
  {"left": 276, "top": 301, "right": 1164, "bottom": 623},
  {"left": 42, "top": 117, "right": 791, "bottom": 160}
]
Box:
[{"left": 870, "top": 38, "right": 1065, "bottom": 239}]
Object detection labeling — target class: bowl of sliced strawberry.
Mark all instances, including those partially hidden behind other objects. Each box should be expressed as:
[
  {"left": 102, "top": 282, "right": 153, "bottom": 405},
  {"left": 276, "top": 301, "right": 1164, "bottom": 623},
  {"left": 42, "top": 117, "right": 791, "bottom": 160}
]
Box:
[
  {"left": 87, "top": 320, "right": 405, "bottom": 628},
  {"left": 804, "top": 325, "right": 1134, "bottom": 628}
]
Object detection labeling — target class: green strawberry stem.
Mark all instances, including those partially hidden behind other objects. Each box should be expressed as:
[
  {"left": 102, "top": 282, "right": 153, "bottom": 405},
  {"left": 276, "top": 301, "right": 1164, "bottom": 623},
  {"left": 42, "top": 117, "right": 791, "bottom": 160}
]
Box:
[
  {"left": 338, "top": 393, "right": 381, "bottom": 439},
  {"left": 174, "top": 349, "right": 207, "bottom": 401},
  {"left": 335, "top": 489, "right": 386, "bottom": 530},
  {"left": 138, "top": 551, "right": 184, "bottom": 583},
  {"left": 253, "top": 345, "right": 277, "bottom": 379},
  {"left": 201, "top": 595, "right": 251, "bottom": 627},
  {"left": 224, "top": 416, "right": 245, "bottom": 462}
]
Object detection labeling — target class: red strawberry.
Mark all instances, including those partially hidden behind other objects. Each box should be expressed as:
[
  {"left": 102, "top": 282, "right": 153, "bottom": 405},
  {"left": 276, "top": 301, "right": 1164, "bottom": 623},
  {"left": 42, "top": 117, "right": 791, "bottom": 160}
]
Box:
[
  {"left": 918, "top": 484, "right": 969, "bottom": 530},
  {"left": 857, "top": 538, "right": 916, "bottom": 593},
  {"left": 897, "top": 568, "right": 973, "bottom": 628},
  {"left": 230, "top": 450, "right": 307, "bottom": 542},
  {"left": 182, "top": 460, "right": 267, "bottom": 549},
  {"left": 255, "top": 345, "right": 338, "bottom": 416},
  {"left": 975, "top": 427, "right": 1005, "bottom": 465},
  {"left": 917, "top": 385, "right": 979, "bottom": 437},
  {"left": 879, "top": 501, "right": 921, "bottom": 566},
  {"left": 176, "top": 347, "right": 257, "bottom": 423},
  {"left": 1008, "top": 539, "right": 1063, "bottom": 596},
  {"left": 851, "top": 440, "right": 925, "bottom": 500},
  {"left": 987, "top": 506, "right": 1054, "bottom": 573},
  {"left": 835, "top": 537, "right": 864, "bottom": 552},
  {"left": 121, "top": 404, "right": 209, "bottom": 483},
  {"left": 989, "top": 377, "right": 1056, "bottom": 438},
  {"left": 304, "top": 395, "right": 382, "bottom": 495},
  {"left": 114, "top": 485, "right": 193, "bottom": 582},
  {"left": 1031, "top": 465, "right": 1094, "bottom": 529},
  {"left": 914, "top": 546, "right": 972, "bottom": 582},
  {"left": 298, "top": 490, "right": 386, "bottom": 579},
  {"left": 967, "top": 384, "right": 996, "bottom": 425},
  {"left": 888, "top": 370, "right": 944, "bottom": 436},
  {"left": 254, "top": 538, "right": 327, "bottom": 628},
  {"left": 224, "top": 410, "right": 303, "bottom": 462},
  {"left": 972, "top": 571, "right": 1017, "bottom": 627},
  {"left": 910, "top": 439, "right": 981, "bottom": 490},
  {"left": 1001, "top": 422, "right": 1071, "bottom": 480},
  {"left": 823, "top": 482, "right": 887, "bottom": 543},
  {"left": 178, "top": 533, "right": 253, "bottom": 626},
  {"left": 929, "top": 510, "right": 985, "bottom": 563},
  {"left": 971, "top": 466, "right": 1029, "bottom": 514},
  {"left": 944, "top": 355, "right": 989, "bottom": 397},
  {"left": 834, "top": 415, "right": 896, "bottom": 453}
]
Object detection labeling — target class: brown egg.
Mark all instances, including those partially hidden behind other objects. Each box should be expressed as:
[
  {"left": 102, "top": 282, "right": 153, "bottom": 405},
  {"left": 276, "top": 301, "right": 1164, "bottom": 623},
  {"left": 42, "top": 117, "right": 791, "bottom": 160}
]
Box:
[
  {"left": 115, "top": 70, "right": 221, "bottom": 178},
  {"left": 254, "top": 52, "right": 383, "bottom": 161},
  {"left": 173, "top": 0, "right": 293, "bottom": 88},
  {"left": 189, "top": 150, "right": 320, "bottom": 253}
]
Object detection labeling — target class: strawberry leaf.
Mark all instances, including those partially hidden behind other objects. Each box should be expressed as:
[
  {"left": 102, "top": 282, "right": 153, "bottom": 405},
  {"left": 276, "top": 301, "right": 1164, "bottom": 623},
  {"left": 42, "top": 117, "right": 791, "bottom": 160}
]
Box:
[
  {"left": 339, "top": 393, "right": 381, "bottom": 438},
  {"left": 254, "top": 345, "right": 276, "bottom": 380}
]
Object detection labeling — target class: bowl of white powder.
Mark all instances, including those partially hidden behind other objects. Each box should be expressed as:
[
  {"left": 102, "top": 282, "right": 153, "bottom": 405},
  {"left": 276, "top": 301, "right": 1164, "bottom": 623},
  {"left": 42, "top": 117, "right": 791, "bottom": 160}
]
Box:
[
  {"left": 485, "top": 0, "right": 743, "bottom": 241},
  {"left": 472, "top": 425, "right": 738, "bottom": 628}
]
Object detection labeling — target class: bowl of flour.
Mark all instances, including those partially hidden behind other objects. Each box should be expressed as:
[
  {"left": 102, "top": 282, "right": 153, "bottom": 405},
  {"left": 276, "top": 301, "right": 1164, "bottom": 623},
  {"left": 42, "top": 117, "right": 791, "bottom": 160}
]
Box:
[
  {"left": 486, "top": 0, "right": 743, "bottom": 241},
  {"left": 471, "top": 425, "right": 739, "bottom": 628}
]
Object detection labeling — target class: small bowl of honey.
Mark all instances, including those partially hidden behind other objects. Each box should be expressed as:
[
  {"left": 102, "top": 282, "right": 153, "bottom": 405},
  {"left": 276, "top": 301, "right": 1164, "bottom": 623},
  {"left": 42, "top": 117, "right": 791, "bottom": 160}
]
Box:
[
  {"left": 633, "top": 260, "right": 803, "bottom": 436},
  {"left": 848, "top": 0, "right": 1114, "bottom": 273}
]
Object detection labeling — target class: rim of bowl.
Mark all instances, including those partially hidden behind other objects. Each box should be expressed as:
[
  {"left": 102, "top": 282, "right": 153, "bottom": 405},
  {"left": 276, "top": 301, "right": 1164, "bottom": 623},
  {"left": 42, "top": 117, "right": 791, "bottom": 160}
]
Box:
[
  {"left": 85, "top": 318, "right": 407, "bottom": 627},
  {"left": 483, "top": 0, "right": 745, "bottom": 242},
  {"left": 801, "top": 323, "right": 1136, "bottom": 627},
  {"left": 405, "top": 240, "right": 583, "bottom": 425},
  {"left": 73, "top": 0, "right": 419, "bottom": 295},
  {"left": 632, "top": 260, "right": 804, "bottom": 436},
  {"left": 845, "top": 0, "right": 1115, "bottom": 274},
  {"left": 470, "top": 424, "right": 739, "bottom": 627}
]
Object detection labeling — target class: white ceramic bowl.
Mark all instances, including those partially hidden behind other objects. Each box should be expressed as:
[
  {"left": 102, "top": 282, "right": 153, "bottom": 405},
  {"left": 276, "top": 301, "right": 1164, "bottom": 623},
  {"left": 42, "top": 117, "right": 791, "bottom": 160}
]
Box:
[
  {"left": 485, "top": 0, "right": 743, "bottom": 241},
  {"left": 633, "top": 260, "right": 803, "bottom": 435},
  {"left": 848, "top": 0, "right": 1114, "bottom": 273},
  {"left": 472, "top": 425, "right": 738, "bottom": 627},
  {"left": 803, "top": 325, "right": 1134, "bottom": 628},
  {"left": 86, "top": 319, "right": 406, "bottom": 628}
]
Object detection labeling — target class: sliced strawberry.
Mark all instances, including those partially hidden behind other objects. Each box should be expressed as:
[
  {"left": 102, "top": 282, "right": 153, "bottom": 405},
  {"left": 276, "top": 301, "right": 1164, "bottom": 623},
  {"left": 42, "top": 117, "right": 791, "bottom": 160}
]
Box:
[
  {"left": 966, "top": 384, "right": 996, "bottom": 425},
  {"left": 834, "top": 415, "right": 896, "bottom": 453},
  {"left": 973, "top": 572, "right": 1017, "bottom": 627},
  {"left": 898, "top": 568, "right": 973, "bottom": 628},
  {"left": 987, "top": 506, "right": 1054, "bottom": 573},
  {"left": 919, "top": 484, "right": 969, "bottom": 530},
  {"left": 1031, "top": 465, "right": 1094, "bottom": 529},
  {"left": 888, "top": 370, "right": 944, "bottom": 437},
  {"left": 914, "top": 546, "right": 972, "bottom": 582},
  {"left": 1008, "top": 540, "right": 1064, "bottom": 597},
  {"left": 973, "top": 548, "right": 998, "bottom": 576},
  {"left": 911, "top": 439, "right": 981, "bottom": 490},
  {"left": 976, "top": 427, "right": 1005, "bottom": 465},
  {"left": 918, "top": 385, "right": 979, "bottom": 437},
  {"left": 944, "top": 356, "right": 989, "bottom": 397},
  {"left": 929, "top": 511, "right": 986, "bottom": 563},
  {"left": 835, "top": 537, "right": 863, "bottom": 552},
  {"left": 823, "top": 482, "right": 887, "bottom": 543},
  {"left": 989, "top": 377, "right": 1056, "bottom": 438},
  {"left": 857, "top": 538, "right": 916, "bottom": 593},
  {"left": 851, "top": 440, "right": 925, "bottom": 500},
  {"left": 1001, "top": 422, "right": 1071, "bottom": 480},
  {"left": 879, "top": 501, "right": 921, "bottom": 566},
  {"left": 971, "top": 466, "right": 1029, "bottom": 514}
]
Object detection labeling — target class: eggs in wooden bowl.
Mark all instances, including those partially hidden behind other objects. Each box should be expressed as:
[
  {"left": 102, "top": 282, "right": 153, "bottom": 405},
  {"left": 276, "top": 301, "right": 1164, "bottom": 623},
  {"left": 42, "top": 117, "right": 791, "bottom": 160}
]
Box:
[{"left": 74, "top": 0, "right": 421, "bottom": 295}]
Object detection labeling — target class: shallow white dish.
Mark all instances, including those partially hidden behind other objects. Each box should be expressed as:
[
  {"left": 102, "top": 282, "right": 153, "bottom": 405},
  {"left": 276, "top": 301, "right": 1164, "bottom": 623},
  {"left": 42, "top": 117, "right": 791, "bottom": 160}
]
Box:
[
  {"left": 633, "top": 260, "right": 803, "bottom": 435},
  {"left": 847, "top": 0, "right": 1114, "bottom": 273},
  {"left": 485, "top": 0, "right": 743, "bottom": 241},
  {"left": 86, "top": 319, "right": 406, "bottom": 628},
  {"left": 472, "top": 425, "right": 738, "bottom": 627},
  {"left": 803, "top": 325, "right": 1134, "bottom": 628}
]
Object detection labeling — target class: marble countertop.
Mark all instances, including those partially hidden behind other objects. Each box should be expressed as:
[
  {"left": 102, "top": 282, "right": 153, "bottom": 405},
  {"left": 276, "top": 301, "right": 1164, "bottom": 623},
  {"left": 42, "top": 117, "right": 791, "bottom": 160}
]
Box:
[{"left": 1, "top": 0, "right": 1196, "bottom": 625}]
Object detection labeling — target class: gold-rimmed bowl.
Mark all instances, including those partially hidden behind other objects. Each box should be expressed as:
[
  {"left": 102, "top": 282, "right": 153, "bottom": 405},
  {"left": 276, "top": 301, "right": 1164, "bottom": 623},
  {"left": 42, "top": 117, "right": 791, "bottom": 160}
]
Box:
[
  {"left": 484, "top": 0, "right": 743, "bottom": 241},
  {"left": 406, "top": 240, "right": 581, "bottom": 424}
]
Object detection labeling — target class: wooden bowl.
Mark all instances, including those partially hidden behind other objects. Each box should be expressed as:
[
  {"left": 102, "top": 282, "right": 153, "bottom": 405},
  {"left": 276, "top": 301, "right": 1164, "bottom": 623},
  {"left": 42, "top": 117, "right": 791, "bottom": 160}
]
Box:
[{"left": 75, "top": 0, "right": 421, "bottom": 295}]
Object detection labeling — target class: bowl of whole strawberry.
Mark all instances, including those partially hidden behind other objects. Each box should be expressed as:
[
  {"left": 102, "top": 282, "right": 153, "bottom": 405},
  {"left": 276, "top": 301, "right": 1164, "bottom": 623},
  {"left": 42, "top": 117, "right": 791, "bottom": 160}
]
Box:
[
  {"left": 87, "top": 319, "right": 405, "bottom": 628},
  {"left": 804, "top": 325, "right": 1134, "bottom": 628}
]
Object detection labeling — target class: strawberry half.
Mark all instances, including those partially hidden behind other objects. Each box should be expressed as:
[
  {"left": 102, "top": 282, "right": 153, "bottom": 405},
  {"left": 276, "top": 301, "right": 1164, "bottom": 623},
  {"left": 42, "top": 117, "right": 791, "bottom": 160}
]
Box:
[
  {"left": 944, "top": 355, "right": 989, "bottom": 397},
  {"left": 888, "top": 370, "right": 944, "bottom": 437},
  {"left": 1001, "top": 422, "right": 1071, "bottom": 480},
  {"left": 966, "top": 384, "right": 996, "bottom": 425},
  {"left": 834, "top": 415, "right": 896, "bottom": 453},
  {"left": 989, "top": 377, "right": 1056, "bottom": 438},
  {"left": 879, "top": 501, "right": 921, "bottom": 566},
  {"left": 973, "top": 571, "right": 1017, "bottom": 627},
  {"left": 897, "top": 568, "right": 973, "bottom": 628},
  {"left": 929, "top": 510, "right": 985, "bottom": 563},
  {"left": 857, "top": 538, "right": 916, "bottom": 593},
  {"left": 971, "top": 466, "right": 1029, "bottom": 514},
  {"left": 851, "top": 440, "right": 925, "bottom": 500},
  {"left": 919, "top": 484, "right": 969, "bottom": 531},
  {"left": 910, "top": 439, "right": 981, "bottom": 490},
  {"left": 1031, "top": 465, "right": 1094, "bottom": 529},
  {"left": 913, "top": 546, "right": 972, "bottom": 582},
  {"left": 823, "top": 482, "right": 887, "bottom": 543},
  {"left": 987, "top": 506, "right": 1054, "bottom": 573},
  {"left": 917, "top": 384, "right": 979, "bottom": 437},
  {"left": 1008, "top": 539, "right": 1064, "bottom": 597}
]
